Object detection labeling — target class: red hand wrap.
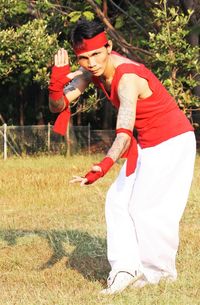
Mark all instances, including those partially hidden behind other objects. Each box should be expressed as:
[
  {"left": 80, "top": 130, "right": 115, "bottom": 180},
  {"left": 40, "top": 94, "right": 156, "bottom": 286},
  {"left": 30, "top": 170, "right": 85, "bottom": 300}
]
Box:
[
  {"left": 85, "top": 171, "right": 103, "bottom": 185},
  {"left": 116, "top": 128, "right": 138, "bottom": 176},
  {"left": 85, "top": 157, "right": 114, "bottom": 185},
  {"left": 49, "top": 65, "right": 72, "bottom": 136},
  {"left": 48, "top": 65, "right": 71, "bottom": 100}
]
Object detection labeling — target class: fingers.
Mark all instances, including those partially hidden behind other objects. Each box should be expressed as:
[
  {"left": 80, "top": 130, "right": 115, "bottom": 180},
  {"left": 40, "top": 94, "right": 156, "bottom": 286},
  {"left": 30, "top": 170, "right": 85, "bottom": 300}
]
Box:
[
  {"left": 69, "top": 176, "right": 82, "bottom": 183},
  {"left": 69, "top": 176, "right": 88, "bottom": 186},
  {"left": 80, "top": 178, "right": 88, "bottom": 186},
  {"left": 54, "top": 48, "right": 69, "bottom": 67},
  {"left": 91, "top": 165, "right": 102, "bottom": 172}
]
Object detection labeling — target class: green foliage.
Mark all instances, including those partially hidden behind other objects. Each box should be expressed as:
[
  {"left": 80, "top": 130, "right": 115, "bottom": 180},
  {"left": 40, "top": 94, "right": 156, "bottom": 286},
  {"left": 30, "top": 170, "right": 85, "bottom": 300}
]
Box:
[
  {"left": 114, "top": 16, "right": 124, "bottom": 30},
  {"left": 94, "top": 0, "right": 102, "bottom": 5},
  {"left": 148, "top": 0, "right": 200, "bottom": 110},
  {"left": 68, "top": 10, "right": 94, "bottom": 23},
  {"left": 0, "top": 0, "right": 199, "bottom": 126},
  {"left": 0, "top": 0, "right": 97, "bottom": 89},
  {"left": 0, "top": 0, "right": 28, "bottom": 28},
  {"left": 0, "top": 19, "right": 58, "bottom": 87},
  {"left": 110, "top": 0, "right": 152, "bottom": 53}
]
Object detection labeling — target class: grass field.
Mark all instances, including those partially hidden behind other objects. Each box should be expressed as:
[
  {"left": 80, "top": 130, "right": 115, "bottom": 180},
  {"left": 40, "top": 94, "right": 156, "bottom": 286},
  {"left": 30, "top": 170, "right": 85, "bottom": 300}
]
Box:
[{"left": 0, "top": 154, "right": 199, "bottom": 305}]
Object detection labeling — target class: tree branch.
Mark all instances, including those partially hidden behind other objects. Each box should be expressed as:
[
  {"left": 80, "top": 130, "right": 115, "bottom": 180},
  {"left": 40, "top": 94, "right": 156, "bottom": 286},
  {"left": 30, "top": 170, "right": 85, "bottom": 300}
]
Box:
[
  {"left": 103, "top": 0, "right": 108, "bottom": 17},
  {"left": 108, "top": 0, "right": 149, "bottom": 36},
  {"left": 84, "top": 0, "right": 152, "bottom": 60}
]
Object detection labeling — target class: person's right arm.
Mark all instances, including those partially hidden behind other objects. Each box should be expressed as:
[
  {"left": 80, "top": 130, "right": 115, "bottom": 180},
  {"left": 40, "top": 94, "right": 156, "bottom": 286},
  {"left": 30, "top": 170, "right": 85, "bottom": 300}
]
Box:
[{"left": 49, "top": 48, "right": 91, "bottom": 113}]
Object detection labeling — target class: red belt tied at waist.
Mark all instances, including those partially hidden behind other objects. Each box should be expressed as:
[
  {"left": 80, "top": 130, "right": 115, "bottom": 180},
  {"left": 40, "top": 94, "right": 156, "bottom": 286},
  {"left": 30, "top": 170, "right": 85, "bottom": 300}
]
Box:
[{"left": 116, "top": 128, "right": 138, "bottom": 176}]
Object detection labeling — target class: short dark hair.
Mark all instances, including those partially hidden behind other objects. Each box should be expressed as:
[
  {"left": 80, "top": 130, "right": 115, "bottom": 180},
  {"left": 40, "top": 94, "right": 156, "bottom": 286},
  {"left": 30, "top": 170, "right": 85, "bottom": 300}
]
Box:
[{"left": 71, "top": 19, "right": 105, "bottom": 50}]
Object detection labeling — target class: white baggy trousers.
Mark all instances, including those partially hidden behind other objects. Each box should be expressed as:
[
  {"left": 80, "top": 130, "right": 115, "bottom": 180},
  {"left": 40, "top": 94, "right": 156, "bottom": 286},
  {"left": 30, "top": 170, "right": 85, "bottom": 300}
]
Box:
[{"left": 105, "top": 131, "right": 196, "bottom": 284}]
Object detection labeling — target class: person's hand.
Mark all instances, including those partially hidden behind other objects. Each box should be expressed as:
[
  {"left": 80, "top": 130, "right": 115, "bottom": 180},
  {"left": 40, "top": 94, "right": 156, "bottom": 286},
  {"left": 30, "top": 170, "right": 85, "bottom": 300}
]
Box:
[
  {"left": 69, "top": 176, "right": 88, "bottom": 186},
  {"left": 70, "top": 165, "right": 102, "bottom": 186},
  {"left": 54, "top": 48, "right": 83, "bottom": 80},
  {"left": 54, "top": 48, "right": 69, "bottom": 67}
]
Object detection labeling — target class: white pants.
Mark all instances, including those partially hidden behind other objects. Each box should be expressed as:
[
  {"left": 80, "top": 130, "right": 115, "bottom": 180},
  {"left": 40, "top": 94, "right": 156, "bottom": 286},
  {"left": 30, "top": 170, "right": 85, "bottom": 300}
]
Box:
[{"left": 105, "top": 132, "right": 196, "bottom": 284}]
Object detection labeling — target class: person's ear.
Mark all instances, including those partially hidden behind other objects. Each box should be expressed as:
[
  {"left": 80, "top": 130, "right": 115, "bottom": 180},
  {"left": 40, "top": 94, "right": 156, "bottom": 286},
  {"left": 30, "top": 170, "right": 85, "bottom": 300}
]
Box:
[{"left": 107, "top": 40, "right": 113, "bottom": 54}]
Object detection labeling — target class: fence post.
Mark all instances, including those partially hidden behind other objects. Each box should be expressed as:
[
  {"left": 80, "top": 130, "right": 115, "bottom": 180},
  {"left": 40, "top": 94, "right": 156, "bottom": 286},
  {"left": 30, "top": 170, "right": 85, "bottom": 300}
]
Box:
[
  {"left": 3, "top": 123, "right": 7, "bottom": 160},
  {"left": 66, "top": 121, "right": 70, "bottom": 157},
  {"left": 88, "top": 123, "right": 91, "bottom": 155},
  {"left": 47, "top": 122, "right": 51, "bottom": 152}
]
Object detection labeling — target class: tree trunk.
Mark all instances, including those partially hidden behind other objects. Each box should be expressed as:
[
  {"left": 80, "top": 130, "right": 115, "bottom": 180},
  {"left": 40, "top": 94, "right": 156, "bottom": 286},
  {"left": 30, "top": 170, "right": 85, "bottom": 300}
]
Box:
[
  {"left": 19, "top": 90, "right": 24, "bottom": 126},
  {"left": 102, "top": 101, "right": 114, "bottom": 129},
  {"left": 34, "top": 85, "right": 45, "bottom": 125}
]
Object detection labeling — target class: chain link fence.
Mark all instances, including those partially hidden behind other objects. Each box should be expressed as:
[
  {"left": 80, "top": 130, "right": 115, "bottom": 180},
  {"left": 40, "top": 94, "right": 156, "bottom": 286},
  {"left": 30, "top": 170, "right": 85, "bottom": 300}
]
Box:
[
  {"left": 0, "top": 124, "right": 116, "bottom": 159},
  {"left": 1, "top": 122, "right": 200, "bottom": 159}
]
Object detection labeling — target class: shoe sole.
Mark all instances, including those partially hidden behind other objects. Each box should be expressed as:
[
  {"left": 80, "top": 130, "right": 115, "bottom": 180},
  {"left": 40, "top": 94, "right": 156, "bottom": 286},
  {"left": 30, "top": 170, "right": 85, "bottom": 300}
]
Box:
[{"left": 100, "top": 272, "right": 144, "bottom": 295}]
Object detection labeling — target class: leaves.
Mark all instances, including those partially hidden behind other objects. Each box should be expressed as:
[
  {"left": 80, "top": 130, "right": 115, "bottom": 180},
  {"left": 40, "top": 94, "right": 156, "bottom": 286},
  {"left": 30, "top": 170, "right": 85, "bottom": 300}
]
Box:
[
  {"left": 0, "top": 19, "right": 58, "bottom": 87},
  {"left": 114, "top": 16, "right": 124, "bottom": 30},
  {"left": 0, "top": 0, "right": 199, "bottom": 125},
  {"left": 148, "top": 0, "right": 200, "bottom": 110},
  {"left": 83, "top": 11, "right": 94, "bottom": 21},
  {"left": 68, "top": 11, "right": 82, "bottom": 23}
]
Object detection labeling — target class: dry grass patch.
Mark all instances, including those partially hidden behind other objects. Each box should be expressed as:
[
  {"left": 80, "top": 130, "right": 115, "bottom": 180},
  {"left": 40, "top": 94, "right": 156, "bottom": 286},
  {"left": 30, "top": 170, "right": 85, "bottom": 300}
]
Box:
[{"left": 0, "top": 154, "right": 199, "bottom": 305}]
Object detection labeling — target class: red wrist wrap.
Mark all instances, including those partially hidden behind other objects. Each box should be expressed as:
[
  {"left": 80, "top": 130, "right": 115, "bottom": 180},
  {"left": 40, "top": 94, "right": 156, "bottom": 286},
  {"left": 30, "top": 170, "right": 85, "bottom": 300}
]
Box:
[
  {"left": 116, "top": 128, "right": 138, "bottom": 177},
  {"left": 48, "top": 65, "right": 71, "bottom": 100},
  {"left": 49, "top": 65, "right": 72, "bottom": 136},
  {"left": 53, "top": 106, "right": 71, "bottom": 136},
  {"left": 85, "top": 157, "right": 114, "bottom": 185},
  {"left": 85, "top": 171, "right": 103, "bottom": 185}
]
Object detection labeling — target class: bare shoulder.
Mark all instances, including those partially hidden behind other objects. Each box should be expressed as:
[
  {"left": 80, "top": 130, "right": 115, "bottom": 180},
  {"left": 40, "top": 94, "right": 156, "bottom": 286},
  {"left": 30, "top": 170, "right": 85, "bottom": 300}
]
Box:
[
  {"left": 118, "top": 73, "right": 152, "bottom": 101},
  {"left": 111, "top": 52, "right": 141, "bottom": 67},
  {"left": 118, "top": 73, "right": 141, "bottom": 92},
  {"left": 111, "top": 52, "right": 152, "bottom": 100}
]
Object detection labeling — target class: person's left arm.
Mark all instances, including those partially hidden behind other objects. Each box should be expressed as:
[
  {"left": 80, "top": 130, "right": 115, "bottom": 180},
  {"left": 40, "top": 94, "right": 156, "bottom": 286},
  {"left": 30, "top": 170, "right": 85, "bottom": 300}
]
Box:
[
  {"left": 70, "top": 73, "right": 140, "bottom": 186},
  {"left": 106, "top": 73, "right": 138, "bottom": 161}
]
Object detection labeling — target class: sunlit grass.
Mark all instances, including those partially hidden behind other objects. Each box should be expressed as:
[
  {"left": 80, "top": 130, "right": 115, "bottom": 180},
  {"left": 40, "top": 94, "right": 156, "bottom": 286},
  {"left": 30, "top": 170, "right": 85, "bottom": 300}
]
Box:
[{"left": 0, "top": 154, "right": 199, "bottom": 305}]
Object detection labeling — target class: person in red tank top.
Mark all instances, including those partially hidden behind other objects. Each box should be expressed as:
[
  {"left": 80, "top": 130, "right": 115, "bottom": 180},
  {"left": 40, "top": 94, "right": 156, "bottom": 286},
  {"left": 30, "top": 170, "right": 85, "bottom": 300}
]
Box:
[{"left": 48, "top": 19, "right": 196, "bottom": 295}]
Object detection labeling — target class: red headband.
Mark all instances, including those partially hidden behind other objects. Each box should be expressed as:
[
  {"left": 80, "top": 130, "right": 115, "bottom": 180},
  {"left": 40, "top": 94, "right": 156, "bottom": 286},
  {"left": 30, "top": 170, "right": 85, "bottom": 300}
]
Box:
[{"left": 74, "top": 32, "right": 108, "bottom": 55}]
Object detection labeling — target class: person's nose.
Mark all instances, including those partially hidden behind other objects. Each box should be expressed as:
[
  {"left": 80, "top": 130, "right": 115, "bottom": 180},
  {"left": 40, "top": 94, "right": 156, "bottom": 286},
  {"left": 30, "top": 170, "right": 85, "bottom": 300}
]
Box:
[{"left": 88, "top": 57, "right": 96, "bottom": 68}]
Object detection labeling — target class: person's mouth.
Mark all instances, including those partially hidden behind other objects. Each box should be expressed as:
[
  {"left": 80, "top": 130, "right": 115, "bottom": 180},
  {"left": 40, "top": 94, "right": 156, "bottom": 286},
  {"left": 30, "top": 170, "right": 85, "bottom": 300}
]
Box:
[{"left": 90, "top": 69, "right": 100, "bottom": 74}]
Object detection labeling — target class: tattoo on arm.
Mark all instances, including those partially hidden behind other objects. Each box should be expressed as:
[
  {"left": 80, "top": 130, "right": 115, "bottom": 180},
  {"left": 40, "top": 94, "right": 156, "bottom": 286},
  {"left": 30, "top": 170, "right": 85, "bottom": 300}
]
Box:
[
  {"left": 117, "top": 92, "right": 135, "bottom": 130},
  {"left": 64, "top": 79, "right": 79, "bottom": 94},
  {"left": 107, "top": 133, "right": 131, "bottom": 161},
  {"left": 106, "top": 74, "right": 137, "bottom": 161},
  {"left": 49, "top": 97, "right": 65, "bottom": 113},
  {"left": 49, "top": 69, "right": 91, "bottom": 113},
  {"left": 64, "top": 68, "right": 91, "bottom": 95}
]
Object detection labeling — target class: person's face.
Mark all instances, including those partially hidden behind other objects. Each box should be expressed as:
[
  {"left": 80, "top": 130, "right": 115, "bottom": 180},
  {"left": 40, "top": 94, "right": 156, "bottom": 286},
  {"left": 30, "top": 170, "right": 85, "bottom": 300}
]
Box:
[{"left": 77, "top": 43, "right": 112, "bottom": 77}]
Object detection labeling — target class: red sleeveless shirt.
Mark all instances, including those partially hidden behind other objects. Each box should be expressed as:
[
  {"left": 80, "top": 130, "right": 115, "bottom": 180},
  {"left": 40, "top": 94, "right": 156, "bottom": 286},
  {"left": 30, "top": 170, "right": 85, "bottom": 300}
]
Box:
[{"left": 93, "top": 55, "right": 193, "bottom": 148}]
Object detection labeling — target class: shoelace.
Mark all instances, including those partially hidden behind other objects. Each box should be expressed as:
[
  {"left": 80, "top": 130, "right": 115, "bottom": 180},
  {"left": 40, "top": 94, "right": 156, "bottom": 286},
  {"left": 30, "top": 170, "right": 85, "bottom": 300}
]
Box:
[{"left": 107, "top": 270, "right": 137, "bottom": 287}]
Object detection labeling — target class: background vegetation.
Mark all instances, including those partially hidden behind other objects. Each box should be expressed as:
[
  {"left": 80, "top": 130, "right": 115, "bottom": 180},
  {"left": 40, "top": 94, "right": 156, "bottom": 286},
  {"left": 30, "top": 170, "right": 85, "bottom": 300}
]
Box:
[{"left": 0, "top": 0, "right": 199, "bottom": 130}]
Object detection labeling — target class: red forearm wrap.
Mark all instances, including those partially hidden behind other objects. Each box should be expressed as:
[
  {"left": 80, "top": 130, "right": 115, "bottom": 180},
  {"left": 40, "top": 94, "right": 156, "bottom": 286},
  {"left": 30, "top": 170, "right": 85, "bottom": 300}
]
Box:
[
  {"left": 49, "top": 65, "right": 72, "bottom": 136},
  {"left": 85, "top": 157, "right": 114, "bottom": 185},
  {"left": 53, "top": 106, "right": 71, "bottom": 136},
  {"left": 116, "top": 128, "right": 138, "bottom": 177},
  {"left": 116, "top": 128, "right": 133, "bottom": 138},
  {"left": 48, "top": 65, "right": 71, "bottom": 100}
]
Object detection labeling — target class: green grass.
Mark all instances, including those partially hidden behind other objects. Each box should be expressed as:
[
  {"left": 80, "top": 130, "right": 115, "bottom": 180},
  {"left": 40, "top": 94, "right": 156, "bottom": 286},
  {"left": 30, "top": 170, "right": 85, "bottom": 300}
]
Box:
[{"left": 0, "top": 154, "right": 199, "bottom": 305}]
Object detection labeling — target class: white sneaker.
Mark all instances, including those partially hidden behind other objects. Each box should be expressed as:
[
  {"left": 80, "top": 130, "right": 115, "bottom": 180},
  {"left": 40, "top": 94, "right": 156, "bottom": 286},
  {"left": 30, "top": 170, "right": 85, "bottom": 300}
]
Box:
[
  {"left": 132, "top": 277, "right": 148, "bottom": 288},
  {"left": 100, "top": 270, "right": 143, "bottom": 295}
]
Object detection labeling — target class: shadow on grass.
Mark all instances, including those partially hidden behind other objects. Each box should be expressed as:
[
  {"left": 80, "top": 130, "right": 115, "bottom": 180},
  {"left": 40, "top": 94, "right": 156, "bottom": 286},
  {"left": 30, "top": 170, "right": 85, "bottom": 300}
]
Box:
[{"left": 0, "top": 229, "right": 110, "bottom": 282}]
